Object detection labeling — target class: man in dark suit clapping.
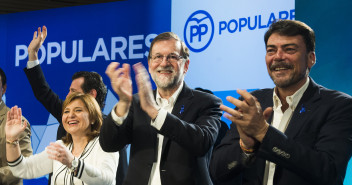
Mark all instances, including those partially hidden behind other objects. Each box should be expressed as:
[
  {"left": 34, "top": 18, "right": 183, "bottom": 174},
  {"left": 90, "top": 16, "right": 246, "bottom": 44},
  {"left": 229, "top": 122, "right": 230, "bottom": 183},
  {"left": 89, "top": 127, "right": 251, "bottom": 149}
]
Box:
[
  {"left": 100, "top": 32, "right": 222, "bottom": 185},
  {"left": 210, "top": 20, "right": 352, "bottom": 185}
]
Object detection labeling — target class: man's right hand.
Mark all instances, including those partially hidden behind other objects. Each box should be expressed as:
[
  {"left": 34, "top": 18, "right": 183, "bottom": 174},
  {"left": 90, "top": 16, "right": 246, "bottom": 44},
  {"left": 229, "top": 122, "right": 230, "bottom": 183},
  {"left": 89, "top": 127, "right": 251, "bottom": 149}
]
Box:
[
  {"left": 28, "top": 26, "right": 47, "bottom": 61},
  {"left": 105, "top": 62, "right": 133, "bottom": 117}
]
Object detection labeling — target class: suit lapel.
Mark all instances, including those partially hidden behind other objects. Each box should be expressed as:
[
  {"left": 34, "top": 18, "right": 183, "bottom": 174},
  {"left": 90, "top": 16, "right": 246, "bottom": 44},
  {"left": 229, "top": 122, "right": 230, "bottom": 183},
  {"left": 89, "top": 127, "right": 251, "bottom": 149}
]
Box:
[
  {"left": 285, "top": 79, "right": 321, "bottom": 138},
  {"left": 161, "top": 83, "right": 193, "bottom": 156},
  {"left": 147, "top": 91, "right": 159, "bottom": 162}
]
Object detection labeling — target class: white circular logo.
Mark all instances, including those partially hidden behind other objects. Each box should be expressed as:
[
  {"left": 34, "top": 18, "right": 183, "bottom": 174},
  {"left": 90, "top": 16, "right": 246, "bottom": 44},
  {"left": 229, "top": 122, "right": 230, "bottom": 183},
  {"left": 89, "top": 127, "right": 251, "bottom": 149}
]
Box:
[{"left": 184, "top": 10, "right": 214, "bottom": 52}]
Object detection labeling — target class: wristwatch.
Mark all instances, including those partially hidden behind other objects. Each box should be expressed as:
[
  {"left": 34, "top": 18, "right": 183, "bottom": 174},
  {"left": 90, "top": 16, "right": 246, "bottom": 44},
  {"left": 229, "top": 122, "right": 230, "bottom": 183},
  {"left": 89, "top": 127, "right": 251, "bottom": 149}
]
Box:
[{"left": 70, "top": 158, "right": 79, "bottom": 173}]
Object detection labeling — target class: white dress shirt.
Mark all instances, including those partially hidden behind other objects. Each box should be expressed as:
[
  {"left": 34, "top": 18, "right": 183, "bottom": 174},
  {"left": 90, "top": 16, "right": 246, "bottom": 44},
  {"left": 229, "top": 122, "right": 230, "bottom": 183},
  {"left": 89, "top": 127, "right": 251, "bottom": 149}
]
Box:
[
  {"left": 111, "top": 83, "right": 184, "bottom": 185},
  {"left": 26, "top": 59, "right": 40, "bottom": 69},
  {"left": 264, "top": 78, "right": 310, "bottom": 185}
]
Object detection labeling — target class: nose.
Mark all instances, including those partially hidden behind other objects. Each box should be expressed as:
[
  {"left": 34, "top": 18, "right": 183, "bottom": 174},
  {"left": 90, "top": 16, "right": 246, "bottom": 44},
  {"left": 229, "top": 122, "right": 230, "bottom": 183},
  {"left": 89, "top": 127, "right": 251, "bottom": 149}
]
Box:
[
  {"left": 159, "top": 56, "right": 170, "bottom": 66},
  {"left": 68, "top": 110, "right": 76, "bottom": 118},
  {"left": 274, "top": 49, "right": 284, "bottom": 60}
]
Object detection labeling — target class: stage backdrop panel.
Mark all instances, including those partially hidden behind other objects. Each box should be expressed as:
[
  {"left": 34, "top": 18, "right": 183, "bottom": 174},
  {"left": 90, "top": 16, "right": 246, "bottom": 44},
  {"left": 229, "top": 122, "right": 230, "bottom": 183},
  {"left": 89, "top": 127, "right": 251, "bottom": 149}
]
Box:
[
  {"left": 171, "top": 0, "right": 294, "bottom": 124},
  {"left": 1, "top": 0, "right": 170, "bottom": 183},
  {"left": 3, "top": 0, "right": 349, "bottom": 184},
  {"left": 296, "top": 0, "right": 352, "bottom": 184}
]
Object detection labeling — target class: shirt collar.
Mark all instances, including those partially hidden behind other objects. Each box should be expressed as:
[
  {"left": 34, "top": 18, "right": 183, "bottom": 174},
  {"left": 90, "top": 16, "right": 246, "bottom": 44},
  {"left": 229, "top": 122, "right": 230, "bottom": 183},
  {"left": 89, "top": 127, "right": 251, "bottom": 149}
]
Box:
[
  {"left": 273, "top": 78, "right": 310, "bottom": 111},
  {"left": 156, "top": 82, "right": 184, "bottom": 107}
]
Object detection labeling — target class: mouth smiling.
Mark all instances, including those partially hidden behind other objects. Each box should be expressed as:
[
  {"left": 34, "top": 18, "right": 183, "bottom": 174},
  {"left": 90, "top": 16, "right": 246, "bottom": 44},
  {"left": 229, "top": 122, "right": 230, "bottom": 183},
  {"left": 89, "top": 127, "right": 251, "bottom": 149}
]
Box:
[
  {"left": 273, "top": 67, "right": 290, "bottom": 71},
  {"left": 68, "top": 120, "right": 78, "bottom": 125},
  {"left": 157, "top": 67, "right": 174, "bottom": 75},
  {"left": 270, "top": 63, "right": 293, "bottom": 72},
  {"left": 158, "top": 70, "right": 172, "bottom": 74}
]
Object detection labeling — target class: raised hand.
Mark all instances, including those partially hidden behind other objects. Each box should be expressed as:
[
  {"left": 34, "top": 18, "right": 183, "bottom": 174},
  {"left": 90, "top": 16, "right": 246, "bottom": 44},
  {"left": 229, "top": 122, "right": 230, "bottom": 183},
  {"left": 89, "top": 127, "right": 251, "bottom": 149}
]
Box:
[
  {"left": 105, "top": 62, "right": 133, "bottom": 116},
  {"left": 5, "top": 106, "right": 27, "bottom": 142},
  {"left": 28, "top": 26, "right": 47, "bottom": 61},
  {"left": 46, "top": 142, "right": 74, "bottom": 167},
  {"left": 133, "top": 62, "right": 158, "bottom": 120}
]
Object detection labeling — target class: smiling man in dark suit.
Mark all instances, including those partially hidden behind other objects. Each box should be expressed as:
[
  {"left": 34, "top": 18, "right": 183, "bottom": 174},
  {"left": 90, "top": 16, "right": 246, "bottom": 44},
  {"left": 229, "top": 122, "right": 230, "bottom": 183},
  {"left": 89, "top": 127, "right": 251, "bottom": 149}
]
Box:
[
  {"left": 100, "top": 32, "right": 222, "bottom": 185},
  {"left": 210, "top": 20, "right": 352, "bottom": 185}
]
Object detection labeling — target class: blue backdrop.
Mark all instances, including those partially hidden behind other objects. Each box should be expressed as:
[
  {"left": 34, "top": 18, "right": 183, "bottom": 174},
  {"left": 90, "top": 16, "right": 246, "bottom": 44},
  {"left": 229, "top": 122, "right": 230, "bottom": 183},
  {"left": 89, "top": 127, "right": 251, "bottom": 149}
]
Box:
[
  {"left": 1, "top": 0, "right": 171, "bottom": 183},
  {"left": 296, "top": 1, "right": 352, "bottom": 184},
  {"left": 0, "top": 0, "right": 351, "bottom": 184}
]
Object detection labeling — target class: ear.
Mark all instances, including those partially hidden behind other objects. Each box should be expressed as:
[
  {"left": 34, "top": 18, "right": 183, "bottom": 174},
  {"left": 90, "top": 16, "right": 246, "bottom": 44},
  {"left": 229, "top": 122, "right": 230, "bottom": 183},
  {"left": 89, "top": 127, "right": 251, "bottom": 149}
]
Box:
[
  {"left": 307, "top": 51, "right": 316, "bottom": 69},
  {"left": 88, "top": 89, "right": 97, "bottom": 98},
  {"left": 148, "top": 59, "right": 152, "bottom": 73},
  {"left": 2, "top": 84, "right": 6, "bottom": 95},
  {"left": 183, "top": 59, "right": 190, "bottom": 74}
]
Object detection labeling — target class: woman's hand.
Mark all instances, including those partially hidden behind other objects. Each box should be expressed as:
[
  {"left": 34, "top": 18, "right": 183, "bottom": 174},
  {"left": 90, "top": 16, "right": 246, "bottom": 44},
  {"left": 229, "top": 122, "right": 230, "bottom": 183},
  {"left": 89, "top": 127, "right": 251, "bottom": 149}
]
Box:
[
  {"left": 47, "top": 142, "right": 74, "bottom": 167},
  {"left": 5, "top": 106, "right": 27, "bottom": 142}
]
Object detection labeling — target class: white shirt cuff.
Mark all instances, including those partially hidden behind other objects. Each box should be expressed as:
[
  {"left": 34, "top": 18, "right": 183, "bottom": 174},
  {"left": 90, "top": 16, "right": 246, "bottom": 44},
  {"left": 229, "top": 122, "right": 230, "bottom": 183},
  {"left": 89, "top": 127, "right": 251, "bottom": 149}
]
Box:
[
  {"left": 110, "top": 103, "right": 128, "bottom": 126},
  {"left": 151, "top": 108, "right": 167, "bottom": 130},
  {"left": 27, "top": 60, "right": 40, "bottom": 69}
]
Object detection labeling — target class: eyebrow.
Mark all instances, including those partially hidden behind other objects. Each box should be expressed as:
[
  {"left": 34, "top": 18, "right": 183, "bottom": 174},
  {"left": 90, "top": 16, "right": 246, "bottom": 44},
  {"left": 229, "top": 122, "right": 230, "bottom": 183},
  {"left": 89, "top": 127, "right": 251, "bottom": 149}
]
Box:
[
  {"left": 153, "top": 52, "right": 179, "bottom": 55},
  {"left": 266, "top": 43, "right": 298, "bottom": 48},
  {"left": 64, "top": 106, "right": 83, "bottom": 110}
]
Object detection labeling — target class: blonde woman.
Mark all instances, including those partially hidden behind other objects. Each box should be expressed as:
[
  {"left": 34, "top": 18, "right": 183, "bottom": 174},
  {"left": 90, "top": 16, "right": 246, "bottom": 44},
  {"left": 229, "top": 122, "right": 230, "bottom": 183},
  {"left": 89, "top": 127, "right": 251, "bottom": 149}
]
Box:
[{"left": 6, "top": 93, "right": 118, "bottom": 185}]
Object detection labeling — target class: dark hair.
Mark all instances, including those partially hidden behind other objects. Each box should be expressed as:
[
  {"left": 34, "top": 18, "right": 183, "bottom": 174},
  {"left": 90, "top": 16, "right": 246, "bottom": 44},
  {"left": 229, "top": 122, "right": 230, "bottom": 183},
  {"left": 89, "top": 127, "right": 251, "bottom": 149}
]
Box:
[
  {"left": 62, "top": 93, "right": 102, "bottom": 144},
  {"left": 148, "top": 32, "right": 190, "bottom": 60},
  {"left": 0, "top": 67, "right": 6, "bottom": 86},
  {"left": 264, "top": 19, "right": 315, "bottom": 52},
  {"left": 72, "top": 71, "right": 107, "bottom": 109}
]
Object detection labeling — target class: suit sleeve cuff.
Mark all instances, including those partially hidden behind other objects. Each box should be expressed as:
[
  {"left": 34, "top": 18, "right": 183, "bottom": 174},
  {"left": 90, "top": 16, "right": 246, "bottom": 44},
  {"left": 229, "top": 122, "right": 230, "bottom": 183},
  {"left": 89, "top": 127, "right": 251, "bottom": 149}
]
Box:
[
  {"left": 7, "top": 155, "right": 23, "bottom": 167},
  {"left": 111, "top": 103, "right": 128, "bottom": 126},
  {"left": 151, "top": 108, "right": 167, "bottom": 130},
  {"left": 27, "top": 60, "right": 40, "bottom": 69}
]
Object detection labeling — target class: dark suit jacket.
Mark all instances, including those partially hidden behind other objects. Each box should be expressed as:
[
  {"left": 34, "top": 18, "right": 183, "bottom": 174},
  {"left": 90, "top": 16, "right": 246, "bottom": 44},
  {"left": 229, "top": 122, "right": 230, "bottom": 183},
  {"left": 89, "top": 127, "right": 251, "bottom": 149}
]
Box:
[
  {"left": 210, "top": 78, "right": 352, "bottom": 185},
  {"left": 23, "top": 65, "right": 128, "bottom": 185},
  {"left": 99, "top": 83, "right": 222, "bottom": 185}
]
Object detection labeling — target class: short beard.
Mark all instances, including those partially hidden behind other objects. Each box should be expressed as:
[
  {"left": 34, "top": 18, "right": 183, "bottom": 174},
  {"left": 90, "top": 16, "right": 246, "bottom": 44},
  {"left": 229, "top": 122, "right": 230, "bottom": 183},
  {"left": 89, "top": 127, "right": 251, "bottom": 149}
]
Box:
[
  {"left": 271, "top": 68, "right": 308, "bottom": 88},
  {"left": 154, "top": 74, "right": 179, "bottom": 89},
  {"left": 151, "top": 68, "right": 182, "bottom": 90}
]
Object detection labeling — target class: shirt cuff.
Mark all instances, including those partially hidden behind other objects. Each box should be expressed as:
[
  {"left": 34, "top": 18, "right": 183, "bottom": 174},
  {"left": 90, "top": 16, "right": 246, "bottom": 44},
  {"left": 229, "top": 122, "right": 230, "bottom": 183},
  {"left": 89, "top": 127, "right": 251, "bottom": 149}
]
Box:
[
  {"left": 27, "top": 60, "right": 40, "bottom": 69},
  {"left": 111, "top": 103, "right": 128, "bottom": 126},
  {"left": 151, "top": 108, "right": 167, "bottom": 130}
]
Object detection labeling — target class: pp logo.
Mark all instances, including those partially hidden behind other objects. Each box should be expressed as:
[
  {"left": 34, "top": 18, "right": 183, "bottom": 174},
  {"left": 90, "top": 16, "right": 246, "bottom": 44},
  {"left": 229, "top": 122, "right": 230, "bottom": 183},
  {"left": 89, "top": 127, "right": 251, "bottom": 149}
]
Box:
[{"left": 184, "top": 10, "right": 214, "bottom": 52}]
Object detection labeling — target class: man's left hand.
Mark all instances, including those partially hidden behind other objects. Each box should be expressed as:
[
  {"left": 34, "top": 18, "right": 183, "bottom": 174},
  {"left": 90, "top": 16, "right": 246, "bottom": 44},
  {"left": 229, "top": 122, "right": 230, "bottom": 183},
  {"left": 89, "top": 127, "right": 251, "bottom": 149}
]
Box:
[{"left": 133, "top": 62, "right": 159, "bottom": 120}]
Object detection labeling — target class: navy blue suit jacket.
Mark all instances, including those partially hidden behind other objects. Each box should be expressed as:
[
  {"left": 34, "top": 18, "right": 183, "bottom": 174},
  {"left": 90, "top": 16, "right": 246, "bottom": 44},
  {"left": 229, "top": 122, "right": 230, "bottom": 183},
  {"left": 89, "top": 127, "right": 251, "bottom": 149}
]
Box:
[
  {"left": 210, "top": 78, "right": 352, "bottom": 185},
  {"left": 100, "top": 83, "right": 222, "bottom": 185}
]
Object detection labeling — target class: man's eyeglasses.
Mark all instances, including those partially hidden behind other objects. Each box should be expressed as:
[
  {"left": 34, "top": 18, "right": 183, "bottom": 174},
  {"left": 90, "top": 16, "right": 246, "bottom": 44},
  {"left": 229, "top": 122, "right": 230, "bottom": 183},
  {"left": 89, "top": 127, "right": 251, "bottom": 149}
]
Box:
[{"left": 151, "top": 54, "right": 184, "bottom": 63}]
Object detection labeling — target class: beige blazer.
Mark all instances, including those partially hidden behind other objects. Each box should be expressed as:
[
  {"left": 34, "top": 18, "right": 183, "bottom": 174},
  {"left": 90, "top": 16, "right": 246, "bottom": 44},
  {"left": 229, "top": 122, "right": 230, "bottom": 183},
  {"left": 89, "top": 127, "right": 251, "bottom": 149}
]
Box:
[{"left": 0, "top": 100, "right": 32, "bottom": 185}]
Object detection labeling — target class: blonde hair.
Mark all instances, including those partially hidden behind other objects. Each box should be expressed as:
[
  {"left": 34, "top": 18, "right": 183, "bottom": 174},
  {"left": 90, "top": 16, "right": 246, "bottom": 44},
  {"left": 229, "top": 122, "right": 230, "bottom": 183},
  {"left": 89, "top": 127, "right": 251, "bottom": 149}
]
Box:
[{"left": 61, "top": 93, "right": 102, "bottom": 144}]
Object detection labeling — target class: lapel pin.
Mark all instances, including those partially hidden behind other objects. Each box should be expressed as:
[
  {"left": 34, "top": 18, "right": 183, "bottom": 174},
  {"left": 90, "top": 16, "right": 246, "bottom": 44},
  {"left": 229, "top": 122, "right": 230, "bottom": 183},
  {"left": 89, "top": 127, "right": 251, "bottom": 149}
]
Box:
[
  {"left": 299, "top": 104, "right": 306, "bottom": 114},
  {"left": 180, "top": 105, "right": 184, "bottom": 114}
]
